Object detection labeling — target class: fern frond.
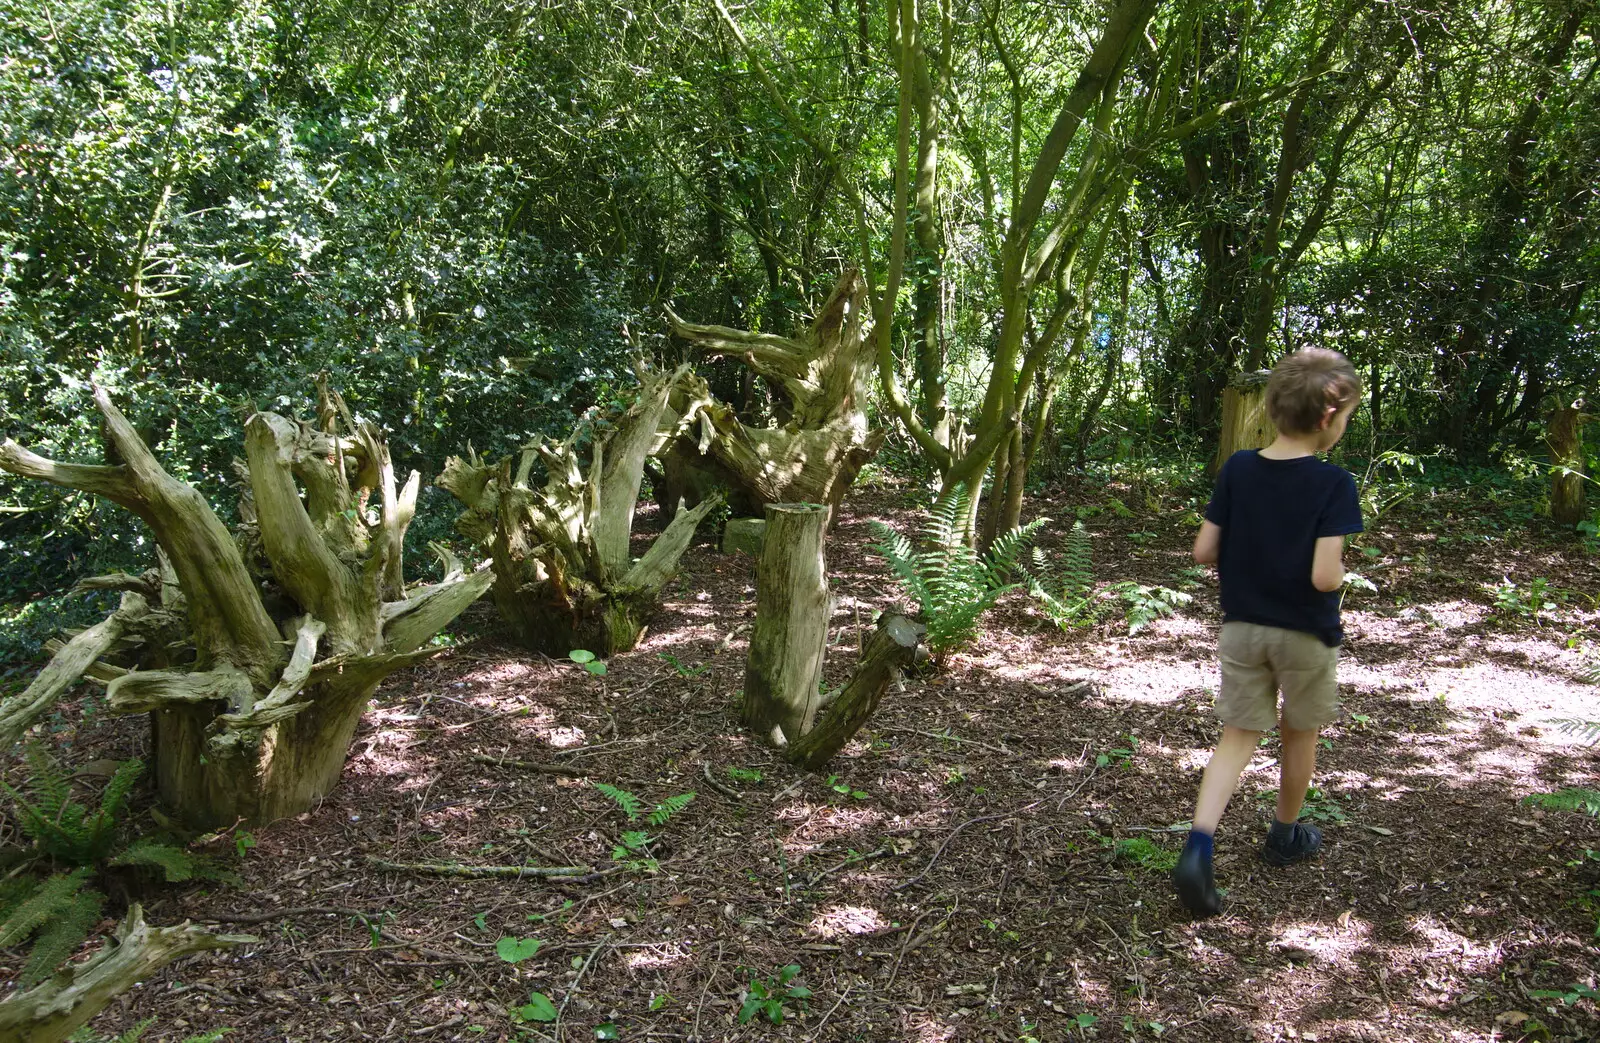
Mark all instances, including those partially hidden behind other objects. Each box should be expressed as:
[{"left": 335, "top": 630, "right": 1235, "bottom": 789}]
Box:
[
  {"left": 178, "top": 1031, "right": 233, "bottom": 1043},
  {"left": 21, "top": 885, "right": 104, "bottom": 986},
  {"left": 98, "top": 759, "right": 144, "bottom": 824},
  {"left": 0, "top": 867, "right": 92, "bottom": 948},
  {"left": 1550, "top": 718, "right": 1600, "bottom": 745},
  {"left": 111, "top": 839, "right": 199, "bottom": 883},
  {"left": 592, "top": 782, "right": 643, "bottom": 821},
  {"left": 981, "top": 517, "right": 1048, "bottom": 588},
  {"left": 21, "top": 743, "right": 71, "bottom": 826},
  {"left": 867, "top": 522, "right": 929, "bottom": 610},
  {"left": 647, "top": 792, "right": 696, "bottom": 826},
  {"left": 1523, "top": 787, "right": 1600, "bottom": 817}
]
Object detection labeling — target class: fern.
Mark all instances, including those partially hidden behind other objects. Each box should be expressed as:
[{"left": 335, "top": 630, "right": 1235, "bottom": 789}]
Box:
[
  {"left": 1029, "top": 522, "right": 1096, "bottom": 630},
  {"left": 0, "top": 867, "right": 94, "bottom": 949},
  {"left": 22, "top": 885, "right": 103, "bottom": 986},
  {"left": 647, "top": 792, "right": 696, "bottom": 827},
  {"left": 70, "top": 1022, "right": 232, "bottom": 1043},
  {"left": 1107, "top": 581, "right": 1192, "bottom": 635},
  {"left": 592, "top": 782, "right": 643, "bottom": 821},
  {"left": 1523, "top": 788, "right": 1600, "bottom": 817},
  {"left": 869, "top": 487, "right": 1045, "bottom": 659},
  {"left": 111, "top": 838, "right": 201, "bottom": 883},
  {"left": 5, "top": 748, "right": 142, "bottom": 865},
  {"left": 1552, "top": 717, "right": 1600, "bottom": 744}
]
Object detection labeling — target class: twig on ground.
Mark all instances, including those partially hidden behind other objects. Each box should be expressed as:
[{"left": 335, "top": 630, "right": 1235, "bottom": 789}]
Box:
[
  {"left": 415, "top": 1015, "right": 465, "bottom": 1036},
  {"left": 365, "top": 855, "right": 599, "bottom": 879},
  {"left": 894, "top": 805, "right": 1039, "bottom": 891},
  {"left": 1096, "top": 916, "right": 1147, "bottom": 1002},
  {"left": 555, "top": 936, "right": 611, "bottom": 1043},
  {"left": 554, "top": 736, "right": 653, "bottom": 759},
  {"left": 805, "top": 980, "right": 854, "bottom": 1042},
  {"left": 469, "top": 753, "right": 590, "bottom": 777},
  {"left": 884, "top": 911, "right": 929, "bottom": 991},
  {"left": 700, "top": 760, "right": 742, "bottom": 800},
  {"left": 692, "top": 942, "right": 723, "bottom": 1041},
  {"left": 198, "top": 905, "right": 492, "bottom": 964},
  {"left": 806, "top": 845, "right": 892, "bottom": 888}
]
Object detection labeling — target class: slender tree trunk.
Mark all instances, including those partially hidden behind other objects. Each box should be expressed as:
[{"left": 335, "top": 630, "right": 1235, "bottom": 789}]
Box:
[{"left": 742, "top": 503, "right": 830, "bottom": 744}]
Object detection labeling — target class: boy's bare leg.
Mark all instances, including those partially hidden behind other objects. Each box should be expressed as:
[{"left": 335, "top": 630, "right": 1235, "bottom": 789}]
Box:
[
  {"left": 1192, "top": 725, "right": 1263, "bottom": 832},
  {"left": 1274, "top": 724, "right": 1320, "bottom": 823}
]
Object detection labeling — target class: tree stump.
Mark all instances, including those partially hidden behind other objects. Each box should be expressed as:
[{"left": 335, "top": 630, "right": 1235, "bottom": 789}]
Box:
[
  {"left": 1208, "top": 370, "right": 1275, "bottom": 476},
  {"left": 740, "top": 504, "right": 923, "bottom": 768},
  {"left": 0, "top": 379, "right": 492, "bottom": 826},
  {"left": 660, "top": 269, "right": 885, "bottom": 523},
  {"left": 742, "top": 504, "right": 830, "bottom": 742},
  {"left": 1546, "top": 395, "right": 1588, "bottom": 526},
  {"left": 439, "top": 365, "right": 720, "bottom": 657}
]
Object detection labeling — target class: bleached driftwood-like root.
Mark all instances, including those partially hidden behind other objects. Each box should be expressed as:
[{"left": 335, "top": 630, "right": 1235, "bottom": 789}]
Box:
[
  {"left": 660, "top": 269, "right": 885, "bottom": 522},
  {"left": 0, "top": 381, "right": 488, "bottom": 826},
  {"left": 0, "top": 904, "right": 253, "bottom": 1043},
  {"left": 0, "top": 593, "right": 150, "bottom": 748},
  {"left": 440, "top": 364, "right": 716, "bottom": 656}
]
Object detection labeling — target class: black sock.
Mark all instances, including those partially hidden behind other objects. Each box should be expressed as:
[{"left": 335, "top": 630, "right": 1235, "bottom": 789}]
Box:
[
  {"left": 1184, "top": 829, "right": 1214, "bottom": 860},
  {"left": 1268, "top": 819, "right": 1297, "bottom": 841}
]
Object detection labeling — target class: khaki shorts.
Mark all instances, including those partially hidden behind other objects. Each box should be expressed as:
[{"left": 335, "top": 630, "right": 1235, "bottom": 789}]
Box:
[{"left": 1216, "top": 621, "right": 1340, "bottom": 732}]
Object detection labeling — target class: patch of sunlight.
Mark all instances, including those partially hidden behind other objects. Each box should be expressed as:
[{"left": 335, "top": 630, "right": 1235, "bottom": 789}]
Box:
[
  {"left": 622, "top": 944, "right": 692, "bottom": 970},
  {"left": 776, "top": 803, "right": 887, "bottom": 843},
  {"left": 1401, "top": 915, "right": 1503, "bottom": 970},
  {"left": 807, "top": 904, "right": 890, "bottom": 939},
  {"left": 460, "top": 661, "right": 538, "bottom": 685},
  {"left": 505, "top": 707, "right": 590, "bottom": 748},
  {"left": 1272, "top": 914, "right": 1372, "bottom": 969},
  {"left": 902, "top": 1013, "right": 957, "bottom": 1042}
]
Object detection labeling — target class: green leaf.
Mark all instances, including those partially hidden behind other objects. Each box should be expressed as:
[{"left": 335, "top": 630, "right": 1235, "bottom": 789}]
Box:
[
  {"left": 496, "top": 936, "right": 543, "bottom": 963},
  {"left": 569, "top": 649, "right": 596, "bottom": 664},
  {"left": 519, "top": 992, "right": 558, "bottom": 1022},
  {"left": 595, "top": 1024, "right": 620, "bottom": 1040},
  {"left": 584, "top": 660, "right": 608, "bottom": 676}
]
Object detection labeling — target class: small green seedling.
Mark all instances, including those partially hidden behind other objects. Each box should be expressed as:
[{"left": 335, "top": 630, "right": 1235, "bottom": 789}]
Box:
[
  {"left": 496, "top": 936, "right": 543, "bottom": 964},
  {"left": 738, "top": 964, "right": 811, "bottom": 1025},
  {"left": 569, "top": 649, "right": 607, "bottom": 676},
  {"left": 1095, "top": 735, "right": 1137, "bottom": 769},
  {"left": 826, "top": 774, "right": 868, "bottom": 800},
  {"left": 658, "top": 652, "right": 708, "bottom": 677},
  {"left": 595, "top": 1023, "right": 620, "bottom": 1040},
  {"left": 516, "top": 992, "right": 558, "bottom": 1022},
  {"left": 726, "top": 766, "right": 762, "bottom": 783},
  {"left": 1527, "top": 983, "right": 1600, "bottom": 1005},
  {"left": 1113, "top": 836, "right": 1177, "bottom": 873}
]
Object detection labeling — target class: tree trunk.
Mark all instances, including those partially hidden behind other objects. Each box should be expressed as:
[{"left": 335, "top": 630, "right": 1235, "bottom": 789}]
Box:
[
  {"left": 1208, "top": 370, "right": 1275, "bottom": 476},
  {"left": 1546, "top": 397, "right": 1588, "bottom": 526},
  {"left": 662, "top": 269, "right": 886, "bottom": 523},
  {"left": 439, "top": 366, "right": 719, "bottom": 657},
  {"left": 0, "top": 380, "right": 491, "bottom": 827},
  {"left": 742, "top": 503, "right": 830, "bottom": 743},
  {"left": 0, "top": 906, "right": 251, "bottom": 1043}
]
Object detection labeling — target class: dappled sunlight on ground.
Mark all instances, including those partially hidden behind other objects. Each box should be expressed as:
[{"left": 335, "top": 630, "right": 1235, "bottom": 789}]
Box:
[{"left": 808, "top": 904, "right": 890, "bottom": 938}]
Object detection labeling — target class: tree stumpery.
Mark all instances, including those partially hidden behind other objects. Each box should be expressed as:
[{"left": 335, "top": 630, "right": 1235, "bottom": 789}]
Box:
[
  {"left": 660, "top": 268, "right": 884, "bottom": 522},
  {"left": 0, "top": 380, "right": 491, "bottom": 827},
  {"left": 438, "top": 365, "right": 720, "bottom": 656}
]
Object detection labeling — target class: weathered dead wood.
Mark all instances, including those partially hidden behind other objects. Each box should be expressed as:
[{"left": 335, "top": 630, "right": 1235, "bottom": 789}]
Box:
[
  {"left": 0, "top": 381, "right": 490, "bottom": 827},
  {"left": 786, "top": 614, "right": 925, "bottom": 770},
  {"left": 439, "top": 366, "right": 718, "bottom": 656},
  {"left": 0, "top": 905, "right": 252, "bottom": 1043},
  {"left": 661, "top": 269, "right": 885, "bottom": 522},
  {"left": 1208, "top": 370, "right": 1276, "bottom": 476},
  {"left": 739, "top": 504, "right": 923, "bottom": 768},
  {"left": 0, "top": 594, "right": 150, "bottom": 748},
  {"left": 742, "top": 503, "right": 830, "bottom": 743}
]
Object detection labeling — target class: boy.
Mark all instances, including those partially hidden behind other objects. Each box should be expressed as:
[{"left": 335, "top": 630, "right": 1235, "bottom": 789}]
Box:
[{"left": 1173, "top": 348, "right": 1364, "bottom": 918}]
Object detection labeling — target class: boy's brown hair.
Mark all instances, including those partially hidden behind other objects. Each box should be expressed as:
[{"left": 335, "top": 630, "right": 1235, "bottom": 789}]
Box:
[{"left": 1266, "top": 348, "right": 1362, "bottom": 435}]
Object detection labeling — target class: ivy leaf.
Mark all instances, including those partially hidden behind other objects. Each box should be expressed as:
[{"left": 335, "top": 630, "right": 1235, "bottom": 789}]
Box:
[
  {"left": 519, "top": 992, "right": 558, "bottom": 1022},
  {"left": 496, "top": 936, "right": 543, "bottom": 964}
]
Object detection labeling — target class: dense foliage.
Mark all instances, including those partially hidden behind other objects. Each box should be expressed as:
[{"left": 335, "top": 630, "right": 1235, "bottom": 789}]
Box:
[{"left": 2, "top": 0, "right": 1596, "bottom": 656}]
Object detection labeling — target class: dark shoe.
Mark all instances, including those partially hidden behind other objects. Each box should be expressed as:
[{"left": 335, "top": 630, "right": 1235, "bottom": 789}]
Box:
[
  {"left": 1173, "top": 845, "right": 1222, "bottom": 918},
  {"left": 1261, "top": 821, "right": 1323, "bottom": 866}
]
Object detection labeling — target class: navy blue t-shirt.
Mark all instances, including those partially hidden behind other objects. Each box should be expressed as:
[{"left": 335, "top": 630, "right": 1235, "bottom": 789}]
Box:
[{"left": 1205, "top": 450, "right": 1364, "bottom": 647}]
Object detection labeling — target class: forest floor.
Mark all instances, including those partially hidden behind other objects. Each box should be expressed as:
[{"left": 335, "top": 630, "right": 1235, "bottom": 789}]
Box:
[{"left": 14, "top": 471, "right": 1600, "bottom": 1043}]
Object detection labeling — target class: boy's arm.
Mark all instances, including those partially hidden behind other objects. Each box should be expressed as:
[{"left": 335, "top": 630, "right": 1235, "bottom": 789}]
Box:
[
  {"left": 1311, "top": 535, "right": 1345, "bottom": 592},
  {"left": 1193, "top": 521, "right": 1221, "bottom": 564}
]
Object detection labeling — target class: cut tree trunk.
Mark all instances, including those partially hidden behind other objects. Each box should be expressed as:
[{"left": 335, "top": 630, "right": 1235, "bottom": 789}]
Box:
[
  {"left": 1546, "top": 396, "right": 1588, "bottom": 526},
  {"left": 742, "top": 504, "right": 830, "bottom": 743},
  {"left": 661, "top": 269, "right": 885, "bottom": 522},
  {"left": 0, "top": 905, "right": 252, "bottom": 1043},
  {"left": 740, "top": 503, "right": 923, "bottom": 767},
  {"left": 1208, "top": 370, "right": 1275, "bottom": 476},
  {"left": 0, "top": 378, "right": 491, "bottom": 827},
  {"left": 438, "top": 365, "right": 720, "bottom": 657}
]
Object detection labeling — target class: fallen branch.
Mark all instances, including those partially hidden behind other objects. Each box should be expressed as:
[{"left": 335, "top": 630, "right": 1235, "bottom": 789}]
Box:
[
  {"left": 469, "top": 753, "right": 590, "bottom": 777},
  {"left": 894, "top": 806, "right": 1039, "bottom": 892},
  {"left": 0, "top": 593, "right": 149, "bottom": 748},
  {"left": 0, "top": 905, "right": 252, "bottom": 1043},
  {"left": 699, "top": 760, "right": 742, "bottom": 800},
  {"left": 365, "top": 855, "right": 611, "bottom": 880}
]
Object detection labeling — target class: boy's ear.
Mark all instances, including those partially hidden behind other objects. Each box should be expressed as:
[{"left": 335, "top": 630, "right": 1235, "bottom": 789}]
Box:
[{"left": 1318, "top": 404, "right": 1338, "bottom": 430}]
